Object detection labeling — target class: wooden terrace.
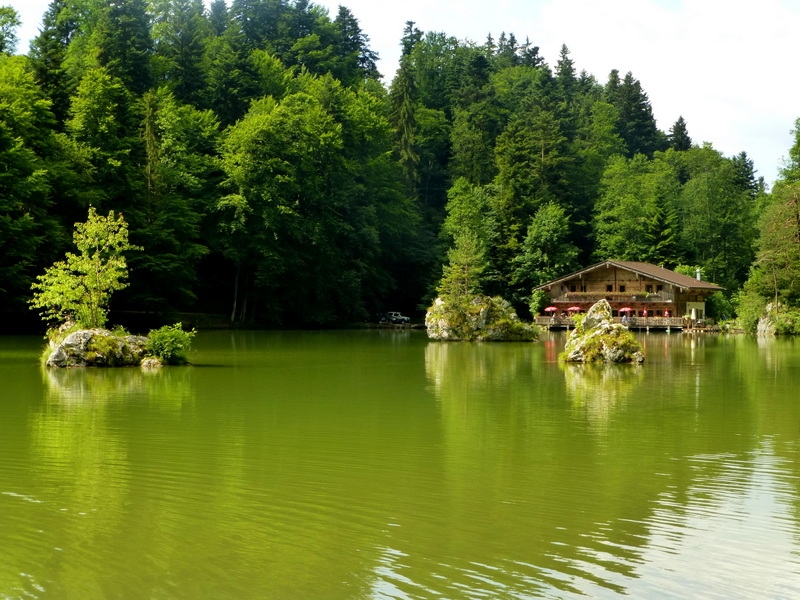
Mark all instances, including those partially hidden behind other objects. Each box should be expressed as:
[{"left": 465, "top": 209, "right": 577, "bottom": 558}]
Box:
[{"left": 534, "top": 315, "right": 711, "bottom": 331}]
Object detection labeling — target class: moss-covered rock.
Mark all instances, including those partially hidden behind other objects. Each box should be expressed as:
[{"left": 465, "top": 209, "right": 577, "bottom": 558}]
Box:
[
  {"left": 425, "top": 295, "right": 539, "bottom": 341},
  {"left": 562, "top": 299, "right": 644, "bottom": 363},
  {"left": 45, "top": 329, "right": 148, "bottom": 367}
]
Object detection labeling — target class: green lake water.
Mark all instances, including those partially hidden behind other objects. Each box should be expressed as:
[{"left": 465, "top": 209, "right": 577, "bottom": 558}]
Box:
[{"left": 2, "top": 330, "right": 800, "bottom": 599}]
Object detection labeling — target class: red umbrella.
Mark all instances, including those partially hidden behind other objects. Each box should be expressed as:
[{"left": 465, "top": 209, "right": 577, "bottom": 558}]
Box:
[
  {"left": 619, "top": 307, "right": 632, "bottom": 312},
  {"left": 544, "top": 306, "right": 557, "bottom": 312},
  {"left": 567, "top": 306, "right": 581, "bottom": 312}
]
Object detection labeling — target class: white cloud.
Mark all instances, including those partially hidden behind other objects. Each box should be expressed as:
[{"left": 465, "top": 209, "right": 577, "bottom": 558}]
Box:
[{"left": 9, "top": 0, "right": 799, "bottom": 184}]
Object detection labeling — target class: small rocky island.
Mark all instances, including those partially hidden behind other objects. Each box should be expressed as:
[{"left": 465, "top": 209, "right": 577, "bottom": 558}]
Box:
[
  {"left": 46, "top": 328, "right": 147, "bottom": 367},
  {"left": 425, "top": 295, "right": 538, "bottom": 341},
  {"left": 43, "top": 323, "right": 194, "bottom": 368},
  {"left": 562, "top": 299, "right": 645, "bottom": 363}
]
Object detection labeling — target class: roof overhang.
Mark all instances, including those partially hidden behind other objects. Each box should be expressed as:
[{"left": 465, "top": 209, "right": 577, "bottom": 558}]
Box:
[{"left": 533, "top": 260, "right": 724, "bottom": 292}]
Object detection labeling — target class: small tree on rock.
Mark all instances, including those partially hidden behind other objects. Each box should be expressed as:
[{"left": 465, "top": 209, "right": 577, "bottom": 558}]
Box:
[
  {"left": 30, "top": 208, "right": 140, "bottom": 329},
  {"left": 437, "top": 231, "right": 487, "bottom": 301}
]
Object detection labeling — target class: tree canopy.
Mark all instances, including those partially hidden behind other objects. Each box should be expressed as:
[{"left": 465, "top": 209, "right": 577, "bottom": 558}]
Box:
[{"left": 0, "top": 0, "right": 791, "bottom": 331}]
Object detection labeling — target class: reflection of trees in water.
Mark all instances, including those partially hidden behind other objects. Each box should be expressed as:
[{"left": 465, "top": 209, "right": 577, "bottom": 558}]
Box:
[
  {"left": 26, "top": 374, "right": 132, "bottom": 592},
  {"left": 424, "top": 341, "right": 537, "bottom": 400},
  {"left": 561, "top": 363, "right": 644, "bottom": 429},
  {"left": 420, "top": 336, "right": 800, "bottom": 597},
  {"left": 16, "top": 367, "right": 197, "bottom": 593},
  {"left": 44, "top": 365, "right": 195, "bottom": 410},
  {"left": 736, "top": 335, "right": 800, "bottom": 546},
  {"left": 424, "top": 340, "right": 644, "bottom": 595}
]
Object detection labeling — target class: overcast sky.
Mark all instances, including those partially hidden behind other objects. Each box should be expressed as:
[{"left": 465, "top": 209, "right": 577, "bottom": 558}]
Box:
[{"left": 9, "top": 0, "right": 799, "bottom": 187}]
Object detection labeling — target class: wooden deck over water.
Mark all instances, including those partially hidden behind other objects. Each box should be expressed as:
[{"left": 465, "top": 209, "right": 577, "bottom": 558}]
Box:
[{"left": 534, "top": 316, "right": 711, "bottom": 331}]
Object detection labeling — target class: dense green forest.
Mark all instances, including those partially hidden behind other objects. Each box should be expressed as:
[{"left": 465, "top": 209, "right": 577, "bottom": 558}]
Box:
[{"left": 1, "top": 0, "right": 799, "bottom": 332}]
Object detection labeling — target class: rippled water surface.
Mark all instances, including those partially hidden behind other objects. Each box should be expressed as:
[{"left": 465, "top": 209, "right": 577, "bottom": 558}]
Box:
[{"left": 2, "top": 330, "right": 800, "bottom": 599}]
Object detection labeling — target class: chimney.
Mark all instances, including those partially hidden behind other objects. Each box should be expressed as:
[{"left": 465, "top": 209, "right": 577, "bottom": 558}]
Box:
[{"left": 696, "top": 268, "right": 702, "bottom": 281}]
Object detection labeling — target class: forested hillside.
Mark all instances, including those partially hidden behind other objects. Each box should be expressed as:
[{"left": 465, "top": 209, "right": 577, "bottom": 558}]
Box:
[{"left": 1, "top": 0, "right": 797, "bottom": 331}]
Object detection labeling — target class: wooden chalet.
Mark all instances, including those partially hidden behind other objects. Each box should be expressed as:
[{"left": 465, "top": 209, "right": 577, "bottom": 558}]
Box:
[{"left": 534, "top": 260, "right": 724, "bottom": 330}]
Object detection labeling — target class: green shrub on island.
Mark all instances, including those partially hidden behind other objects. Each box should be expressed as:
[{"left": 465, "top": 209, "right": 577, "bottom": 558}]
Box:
[{"left": 145, "top": 323, "right": 196, "bottom": 364}]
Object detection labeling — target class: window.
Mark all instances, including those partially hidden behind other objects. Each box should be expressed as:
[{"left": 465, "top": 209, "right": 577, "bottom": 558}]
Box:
[
  {"left": 619, "top": 285, "right": 626, "bottom": 293},
  {"left": 646, "top": 284, "right": 653, "bottom": 293},
  {"left": 570, "top": 285, "right": 576, "bottom": 292},
  {"left": 581, "top": 285, "right": 587, "bottom": 292},
  {"left": 656, "top": 285, "right": 663, "bottom": 293},
  {"left": 606, "top": 284, "right": 613, "bottom": 292}
]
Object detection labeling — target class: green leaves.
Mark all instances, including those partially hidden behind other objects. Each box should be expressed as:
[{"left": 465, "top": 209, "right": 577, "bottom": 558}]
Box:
[
  {"left": 145, "top": 322, "right": 195, "bottom": 364},
  {"left": 30, "top": 208, "right": 140, "bottom": 328},
  {"left": 437, "top": 231, "right": 488, "bottom": 300}
]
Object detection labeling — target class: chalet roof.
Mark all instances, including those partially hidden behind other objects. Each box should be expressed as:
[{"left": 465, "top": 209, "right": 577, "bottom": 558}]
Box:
[{"left": 534, "top": 260, "right": 724, "bottom": 292}]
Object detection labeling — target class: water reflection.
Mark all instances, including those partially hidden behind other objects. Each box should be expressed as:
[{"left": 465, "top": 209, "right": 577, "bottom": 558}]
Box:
[
  {"left": 422, "top": 334, "right": 800, "bottom": 597},
  {"left": 561, "top": 363, "right": 644, "bottom": 428},
  {"left": 4, "top": 333, "right": 800, "bottom": 598},
  {"left": 43, "top": 365, "right": 195, "bottom": 410}
]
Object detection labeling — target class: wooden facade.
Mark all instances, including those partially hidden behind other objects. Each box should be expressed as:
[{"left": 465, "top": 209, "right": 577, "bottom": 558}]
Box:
[{"left": 534, "top": 261, "right": 724, "bottom": 324}]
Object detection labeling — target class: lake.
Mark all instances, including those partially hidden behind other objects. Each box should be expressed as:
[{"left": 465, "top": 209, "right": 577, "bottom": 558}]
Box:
[{"left": 2, "top": 330, "right": 800, "bottom": 599}]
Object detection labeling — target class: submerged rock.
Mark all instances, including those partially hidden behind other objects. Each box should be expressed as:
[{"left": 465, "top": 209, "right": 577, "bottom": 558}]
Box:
[
  {"left": 46, "top": 329, "right": 148, "bottom": 367},
  {"left": 563, "top": 300, "right": 644, "bottom": 363},
  {"left": 425, "top": 295, "right": 538, "bottom": 341}
]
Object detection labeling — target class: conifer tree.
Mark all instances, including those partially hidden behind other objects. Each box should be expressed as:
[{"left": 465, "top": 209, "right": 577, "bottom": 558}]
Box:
[
  {"left": 28, "top": 0, "right": 74, "bottom": 124},
  {"left": 668, "top": 116, "right": 692, "bottom": 151},
  {"left": 0, "top": 5, "right": 20, "bottom": 54},
  {"left": 94, "top": 0, "right": 153, "bottom": 95}
]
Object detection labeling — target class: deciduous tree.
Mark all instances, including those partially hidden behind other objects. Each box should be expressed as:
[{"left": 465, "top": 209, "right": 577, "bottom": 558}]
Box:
[{"left": 30, "top": 208, "right": 140, "bottom": 328}]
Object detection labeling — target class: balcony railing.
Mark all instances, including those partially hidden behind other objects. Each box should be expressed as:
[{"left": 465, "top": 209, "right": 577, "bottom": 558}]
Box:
[
  {"left": 550, "top": 291, "right": 675, "bottom": 304},
  {"left": 534, "top": 316, "right": 710, "bottom": 328}
]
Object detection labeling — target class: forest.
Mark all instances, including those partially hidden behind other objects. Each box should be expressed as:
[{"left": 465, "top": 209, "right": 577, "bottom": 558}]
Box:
[{"left": 1, "top": 0, "right": 799, "bottom": 332}]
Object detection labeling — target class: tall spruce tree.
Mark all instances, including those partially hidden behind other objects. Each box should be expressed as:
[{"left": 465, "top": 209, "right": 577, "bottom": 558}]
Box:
[
  {"left": 607, "top": 70, "right": 664, "bottom": 158},
  {"left": 94, "top": 0, "right": 153, "bottom": 95},
  {"left": 668, "top": 116, "right": 692, "bottom": 151},
  {"left": 28, "top": 0, "right": 75, "bottom": 124}
]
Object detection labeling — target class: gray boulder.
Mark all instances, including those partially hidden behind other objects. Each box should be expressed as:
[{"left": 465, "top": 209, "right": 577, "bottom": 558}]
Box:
[
  {"left": 563, "top": 300, "right": 644, "bottom": 363},
  {"left": 425, "top": 295, "right": 538, "bottom": 341},
  {"left": 46, "top": 329, "right": 148, "bottom": 367}
]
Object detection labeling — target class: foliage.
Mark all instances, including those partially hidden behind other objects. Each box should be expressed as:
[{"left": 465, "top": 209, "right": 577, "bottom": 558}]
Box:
[
  {"left": 733, "top": 286, "right": 767, "bottom": 333},
  {"left": 772, "top": 308, "right": 800, "bottom": 335},
  {"left": 529, "top": 289, "right": 549, "bottom": 316},
  {"left": 30, "top": 208, "right": 140, "bottom": 328},
  {"left": 674, "top": 264, "right": 703, "bottom": 278},
  {"left": 0, "top": 4, "right": 794, "bottom": 331},
  {"left": 737, "top": 122, "right": 800, "bottom": 332},
  {"left": 512, "top": 201, "right": 580, "bottom": 292},
  {"left": 0, "top": 5, "right": 20, "bottom": 54},
  {"left": 593, "top": 153, "right": 681, "bottom": 263},
  {"left": 705, "top": 291, "right": 734, "bottom": 321},
  {"left": 0, "top": 54, "right": 65, "bottom": 317},
  {"left": 145, "top": 322, "right": 195, "bottom": 364},
  {"left": 437, "top": 232, "right": 487, "bottom": 300},
  {"left": 86, "top": 332, "right": 126, "bottom": 366}
]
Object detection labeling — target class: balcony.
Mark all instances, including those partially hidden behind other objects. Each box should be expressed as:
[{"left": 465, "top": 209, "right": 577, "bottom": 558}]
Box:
[{"left": 550, "top": 291, "right": 675, "bottom": 304}]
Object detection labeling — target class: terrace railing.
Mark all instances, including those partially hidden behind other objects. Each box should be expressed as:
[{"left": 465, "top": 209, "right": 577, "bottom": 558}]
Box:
[{"left": 550, "top": 291, "right": 675, "bottom": 304}]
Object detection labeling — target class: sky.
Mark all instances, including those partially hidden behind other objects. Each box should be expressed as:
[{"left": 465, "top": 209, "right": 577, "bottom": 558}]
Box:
[{"left": 9, "top": 0, "right": 799, "bottom": 187}]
